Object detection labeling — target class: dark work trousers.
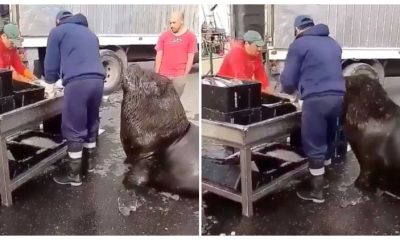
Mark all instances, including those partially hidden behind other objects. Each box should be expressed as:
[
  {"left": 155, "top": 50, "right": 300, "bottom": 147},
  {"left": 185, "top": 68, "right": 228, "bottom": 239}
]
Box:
[
  {"left": 301, "top": 94, "right": 344, "bottom": 170},
  {"left": 62, "top": 78, "right": 104, "bottom": 153}
]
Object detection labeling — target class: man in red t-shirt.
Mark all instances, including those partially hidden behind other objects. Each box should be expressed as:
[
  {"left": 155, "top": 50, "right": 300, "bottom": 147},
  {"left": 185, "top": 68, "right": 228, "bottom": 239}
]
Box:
[
  {"left": 0, "top": 23, "right": 37, "bottom": 82},
  {"left": 154, "top": 11, "right": 198, "bottom": 97},
  {"left": 217, "top": 30, "right": 270, "bottom": 93}
]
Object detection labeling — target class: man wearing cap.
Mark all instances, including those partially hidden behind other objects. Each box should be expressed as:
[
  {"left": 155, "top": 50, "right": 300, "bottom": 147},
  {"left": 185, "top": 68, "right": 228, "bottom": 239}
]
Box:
[
  {"left": 155, "top": 11, "right": 197, "bottom": 97},
  {"left": 0, "top": 22, "right": 37, "bottom": 82},
  {"left": 44, "top": 11, "right": 105, "bottom": 187},
  {"left": 280, "top": 15, "right": 345, "bottom": 203},
  {"left": 217, "top": 30, "right": 270, "bottom": 92}
]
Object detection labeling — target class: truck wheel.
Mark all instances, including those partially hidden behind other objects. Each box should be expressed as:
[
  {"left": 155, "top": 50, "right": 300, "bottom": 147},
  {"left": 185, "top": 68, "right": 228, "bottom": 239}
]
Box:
[
  {"left": 342, "top": 62, "right": 380, "bottom": 82},
  {"left": 100, "top": 49, "right": 123, "bottom": 95},
  {"left": 114, "top": 48, "right": 128, "bottom": 72}
]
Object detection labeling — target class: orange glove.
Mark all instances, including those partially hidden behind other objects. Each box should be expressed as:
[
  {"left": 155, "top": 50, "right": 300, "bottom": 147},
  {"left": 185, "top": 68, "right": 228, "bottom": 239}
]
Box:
[
  {"left": 23, "top": 69, "right": 38, "bottom": 80},
  {"left": 12, "top": 71, "right": 31, "bottom": 83}
]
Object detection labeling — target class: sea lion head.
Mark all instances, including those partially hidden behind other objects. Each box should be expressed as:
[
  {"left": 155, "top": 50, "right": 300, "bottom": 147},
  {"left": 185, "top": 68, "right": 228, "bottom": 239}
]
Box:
[{"left": 122, "top": 64, "right": 176, "bottom": 99}]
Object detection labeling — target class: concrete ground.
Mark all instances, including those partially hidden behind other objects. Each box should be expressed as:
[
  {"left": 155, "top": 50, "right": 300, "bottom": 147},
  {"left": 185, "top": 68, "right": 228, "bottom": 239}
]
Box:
[
  {"left": 0, "top": 61, "right": 199, "bottom": 235},
  {"left": 202, "top": 77, "right": 400, "bottom": 236}
]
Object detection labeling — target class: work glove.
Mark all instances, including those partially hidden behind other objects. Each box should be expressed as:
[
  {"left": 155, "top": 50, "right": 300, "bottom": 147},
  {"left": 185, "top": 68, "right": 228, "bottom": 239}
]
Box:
[
  {"left": 23, "top": 69, "right": 38, "bottom": 81},
  {"left": 32, "top": 79, "right": 57, "bottom": 99}
]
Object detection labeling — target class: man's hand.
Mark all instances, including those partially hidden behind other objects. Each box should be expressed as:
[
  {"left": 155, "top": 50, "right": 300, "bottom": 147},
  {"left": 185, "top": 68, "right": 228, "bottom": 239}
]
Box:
[
  {"left": 23, "top": 69, "right": 38, "bottom": 81},
  {"left": 12, "top": 73, "right": 33, "bottom": 83}
]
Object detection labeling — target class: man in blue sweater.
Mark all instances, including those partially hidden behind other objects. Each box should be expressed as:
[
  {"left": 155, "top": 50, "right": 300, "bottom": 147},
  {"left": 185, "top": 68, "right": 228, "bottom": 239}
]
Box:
[
  {"left": 44, "top": 11, "right": 105, "bottom": 186},
  {"left": 280, "top": 15, "right": 345, "bottom": 203}
]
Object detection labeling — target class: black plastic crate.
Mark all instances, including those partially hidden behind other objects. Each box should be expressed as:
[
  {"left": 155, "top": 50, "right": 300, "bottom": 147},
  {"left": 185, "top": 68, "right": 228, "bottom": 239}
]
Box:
[
  {"left": 10, "top": 130, "right": 65, "bottom": 148},
  {"left": 289, "top": 127, "right": 302, "bottom": 149},
  {"left": 202, "top": 77, "right": 261, "bottom": 112},
  {"left": 7, "top": 130, "right": 66, "bottom": 179},
  {"left": 202, "top": 107, "right": 261, "bottom": 125},
  {"left": 12, "top": 81, "right": 45, "bottom": 108},
  {"left": 43, "top": 114, "right": 62, "bottom": 135},
  {"left": 0, "top": 70, "right": 13, "bottom": 97},
  {"left": 8, "top": 161, "right": 27, "bottom": 179},
  {"left": 252, "top": 143, "right": 306, "bottom": 172},
  {"left": 7, "top": 142, "right": 42, "bottom": 163},
  {"left": 261, "top": 103, "right": 298, "bottom": 120},
  {"left": 7, "top": 142, "right": 48, "bottom": 179},
  {"left": 202, "top": 156, "right": 262, "bottom": 191},
  {"left": 202, "top": 141, "right": 237, "bottom": 164},
  {"left": 262, "top": 160, "right": 306, "bottom": 182},
  {"left": 0, "top": 95, "right": 15, "bottom": 114},
  {"left": 261, "top": 93, "right": 290, "bottom": 106}
]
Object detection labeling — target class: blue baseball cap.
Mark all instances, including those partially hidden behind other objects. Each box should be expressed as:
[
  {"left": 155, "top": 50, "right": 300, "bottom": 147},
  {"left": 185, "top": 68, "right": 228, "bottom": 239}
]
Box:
[
  {"left": 294, "top": 15, "right": 315, "bottom": 30},
  {"left": 55, "top": 10, "right": 72, "bottom": 23}
]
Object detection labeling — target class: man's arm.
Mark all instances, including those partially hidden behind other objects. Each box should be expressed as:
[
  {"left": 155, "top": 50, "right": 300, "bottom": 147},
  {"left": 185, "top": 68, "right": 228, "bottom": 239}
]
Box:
[
  {"left": 155, "top": 51, "right": 163, "bottom": 73},
  {"left": 280, "top": 42, "right": 302, "bottom": 94},
  {"left": 184, "top": 32, "right": 198, "bottom": 75},
  {"left": 254, "top": 57, "right": 270, "bottom": 91},
  {"left": 184, "top": 53, "right": 195, "bottom": 75},
  {"left": 154, "top": 33, "right": 165, "bottom": 73},
  {"left": 44, "top": 30, "right": 61, "bottom": 84},
  {"left": 10, "top": 49, "right": 34, "bottom": 82},
  {"left": 11, "top": 68, "right": 30, "bottom": 83}
]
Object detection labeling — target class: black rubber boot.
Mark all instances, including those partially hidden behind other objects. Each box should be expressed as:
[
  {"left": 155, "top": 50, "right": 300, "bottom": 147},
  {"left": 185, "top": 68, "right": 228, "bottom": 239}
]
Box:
[
  {"left": 296, "top": 174, "right": 326, "bottom": 203},
  {"left": 53, "top": 156, "right": 82, "bottom": 186},
  {"left": 83, "top": 147, "right": 96, "bottom": 173}
]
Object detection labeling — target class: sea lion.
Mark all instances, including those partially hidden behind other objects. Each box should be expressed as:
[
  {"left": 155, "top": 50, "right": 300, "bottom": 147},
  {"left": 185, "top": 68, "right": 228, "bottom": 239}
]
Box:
[
  {"left": 343, "top": 74, "right": 400, "bottom": 193},
  {"left": 120, "top": 64, "right": 199, "bottom": 196}
]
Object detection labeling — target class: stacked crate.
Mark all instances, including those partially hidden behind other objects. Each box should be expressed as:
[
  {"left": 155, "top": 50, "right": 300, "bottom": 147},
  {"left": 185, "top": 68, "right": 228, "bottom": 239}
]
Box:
[
  {"left": 202, "top": 76, "right": 262, "bottom": 125},
  {"left": 0, "top": 69, "right": 45, "bottom": 115},
  {"left": 0, "top": 70, "right": 16, "bottom": 114}
]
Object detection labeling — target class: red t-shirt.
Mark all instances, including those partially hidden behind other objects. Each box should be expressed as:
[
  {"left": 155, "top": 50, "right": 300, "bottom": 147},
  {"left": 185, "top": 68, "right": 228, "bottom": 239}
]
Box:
[
  {"left": 217, "top": 42, "right": 269, "bottom": 90},
  {"left": 0, "top": 40, "right": 25, "bottom": 75},
  {"left": 155, "top": 30, "right": 197, "bottom": 78}
]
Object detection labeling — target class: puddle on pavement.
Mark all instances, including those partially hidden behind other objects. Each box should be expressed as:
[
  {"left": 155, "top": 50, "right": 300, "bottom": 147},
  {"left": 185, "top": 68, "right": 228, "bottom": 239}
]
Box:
[{"left": 117, "top": 189, "right": 146, "bottom": 217}]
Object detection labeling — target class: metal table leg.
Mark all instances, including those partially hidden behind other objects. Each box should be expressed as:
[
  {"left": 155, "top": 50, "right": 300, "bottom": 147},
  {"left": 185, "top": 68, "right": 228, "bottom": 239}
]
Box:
[
  {"left": 240, "top": 147, "right": 253, "bottom": 217},
  {"left": 0, "top": 137, "right": 12, "bottom": 206}
]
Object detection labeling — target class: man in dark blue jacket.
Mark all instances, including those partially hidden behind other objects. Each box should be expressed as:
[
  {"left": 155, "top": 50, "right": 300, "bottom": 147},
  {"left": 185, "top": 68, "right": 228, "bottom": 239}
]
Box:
[
  {"left": 280, "top": 15, "right": 345, "bottom": 203},
  {"left": 44, "top": 11, "right": 105, "bottom": 186}
]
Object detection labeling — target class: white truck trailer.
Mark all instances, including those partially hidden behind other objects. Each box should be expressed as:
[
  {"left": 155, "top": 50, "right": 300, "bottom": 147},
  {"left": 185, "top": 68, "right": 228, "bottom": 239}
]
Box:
[
  {"left": 3, "top": 4, "right": 199, "bottom": 94},
  {"left": 204, "top": 4, "right": 400, "bottom": 82}
]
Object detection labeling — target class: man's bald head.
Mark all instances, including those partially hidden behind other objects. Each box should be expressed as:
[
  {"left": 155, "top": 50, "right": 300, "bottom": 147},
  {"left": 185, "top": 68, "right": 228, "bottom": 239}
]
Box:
[{"left": 169, "top": 11, "right": 185, "bottom": 33}]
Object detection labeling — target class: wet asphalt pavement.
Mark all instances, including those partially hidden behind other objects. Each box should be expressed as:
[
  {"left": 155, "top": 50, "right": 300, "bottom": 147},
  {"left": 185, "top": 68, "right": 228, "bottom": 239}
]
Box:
[
  {"left": 0, "top": 62, "right": 199, "bottom": 235},
  {"left": 202, "top": 77, "right": 400, "bottom": 236}
]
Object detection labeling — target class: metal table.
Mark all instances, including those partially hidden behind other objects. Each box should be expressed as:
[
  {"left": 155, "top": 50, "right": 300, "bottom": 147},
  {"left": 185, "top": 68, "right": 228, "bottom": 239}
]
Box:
[
  {"left": 202, "top": 110, "right": 307, "bottom": 217},
  {"left": 0, "top": 96, "right": 66, "bottom": 206}
]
